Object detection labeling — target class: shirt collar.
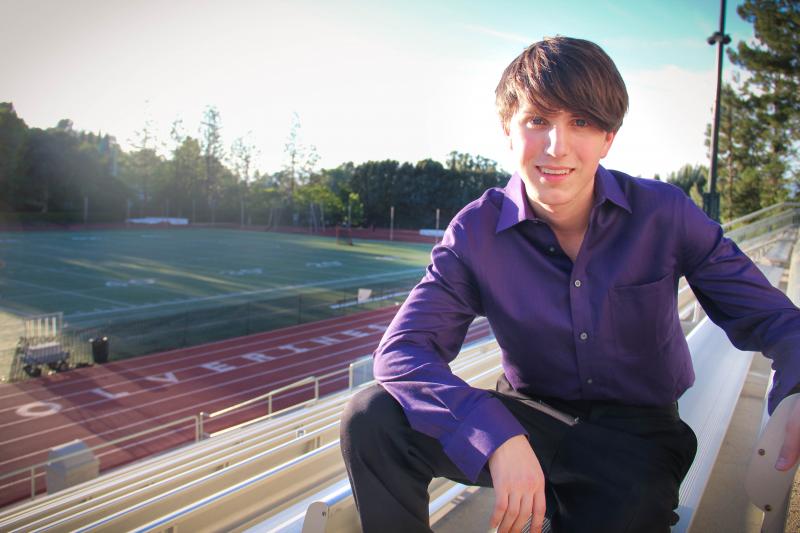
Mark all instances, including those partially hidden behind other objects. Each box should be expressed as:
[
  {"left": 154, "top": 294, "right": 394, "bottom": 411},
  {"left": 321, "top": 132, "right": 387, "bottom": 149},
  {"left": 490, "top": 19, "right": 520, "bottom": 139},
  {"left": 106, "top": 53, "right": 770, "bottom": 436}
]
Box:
[{"left": 495, "top": 165, "right": 632, "bottom": 234}]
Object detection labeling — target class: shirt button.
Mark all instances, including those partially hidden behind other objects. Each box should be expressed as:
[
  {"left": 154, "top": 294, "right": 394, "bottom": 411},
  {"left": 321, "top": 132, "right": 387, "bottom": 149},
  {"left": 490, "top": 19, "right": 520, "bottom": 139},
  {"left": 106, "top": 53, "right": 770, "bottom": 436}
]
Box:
[
  {"left": 579, "top": 332, "right": 588, "bottom": 341},
  {"left": 574, "top": 279, "right": 582, "bottom": 287},
  {"left": 586, "top": 378, "right": 593, "bottom": 385},
  {"left": 548, "top": 246, "right": 556, "bottom": 253}
]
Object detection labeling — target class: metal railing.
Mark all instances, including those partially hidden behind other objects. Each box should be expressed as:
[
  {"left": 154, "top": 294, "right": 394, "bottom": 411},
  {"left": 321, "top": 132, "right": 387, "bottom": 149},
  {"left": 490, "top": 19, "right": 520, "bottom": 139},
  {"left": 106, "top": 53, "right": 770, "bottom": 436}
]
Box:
[
  {"left": 4, "top": 203, "right": 796, "bottom": 508},
  {"left": 0, "top": 356, "right": 373, "bottom": 502},
  {"left": 205, "top": 358, "right": 370, "bottom": 438},
  {"left": 0, "top": 414, "right": 203, "bottom": 501}
]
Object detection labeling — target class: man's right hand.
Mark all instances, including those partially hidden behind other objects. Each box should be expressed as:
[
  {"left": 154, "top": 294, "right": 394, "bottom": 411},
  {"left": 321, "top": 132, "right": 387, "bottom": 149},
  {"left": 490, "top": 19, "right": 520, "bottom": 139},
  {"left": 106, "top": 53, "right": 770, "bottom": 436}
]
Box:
[{"left": 487, "top": 434, "right": 546, "bottom": 533}]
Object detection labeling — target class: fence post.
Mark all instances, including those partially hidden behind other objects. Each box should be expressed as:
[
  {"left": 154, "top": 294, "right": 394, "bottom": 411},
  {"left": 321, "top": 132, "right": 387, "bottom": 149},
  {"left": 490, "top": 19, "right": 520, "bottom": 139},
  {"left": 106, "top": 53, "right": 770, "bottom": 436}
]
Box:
[
  {"left": 30, "top": 466, "right": 36, "bottom": 499},
  {"left": 182, "top": 311, "right": 188, "bottom": 347},
  {"left": 297, "top": 295, "right": 302, "bottom": 324},
  {"left": 197, "top": 412, "right": 205, "bottom": 441}
]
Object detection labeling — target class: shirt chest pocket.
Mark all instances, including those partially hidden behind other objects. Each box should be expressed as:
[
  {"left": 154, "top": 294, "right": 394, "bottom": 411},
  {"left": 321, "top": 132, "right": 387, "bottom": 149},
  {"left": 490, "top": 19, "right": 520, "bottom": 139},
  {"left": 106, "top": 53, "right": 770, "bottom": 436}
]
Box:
[{"left": 608, "top": 273, "right": 677, "bottom": 357}]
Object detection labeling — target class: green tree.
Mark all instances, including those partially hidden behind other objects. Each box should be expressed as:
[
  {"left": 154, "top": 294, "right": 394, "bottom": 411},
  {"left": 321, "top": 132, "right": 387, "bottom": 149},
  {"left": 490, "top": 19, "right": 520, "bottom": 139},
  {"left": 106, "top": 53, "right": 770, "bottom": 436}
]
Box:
[
  {"left": 731, "top": 0, "right": 800, "bottom": 134},
  {"left": 0, "top": 103, "right": 28, "bottom": 212},
  {"left": 666, "top": 164, "right": 708, "bottom": 208},
  {"left": 169, "top": 120, "right": 204, "bottom": 219},
  {"left": 199, "top": 106, "right": 226, "bottom": 221},
  {"left": 281, "top": 112, "right": 319, "bottom": 196},
  {"left": 725, "top": 0, "right": 800, "bottom": 201}
]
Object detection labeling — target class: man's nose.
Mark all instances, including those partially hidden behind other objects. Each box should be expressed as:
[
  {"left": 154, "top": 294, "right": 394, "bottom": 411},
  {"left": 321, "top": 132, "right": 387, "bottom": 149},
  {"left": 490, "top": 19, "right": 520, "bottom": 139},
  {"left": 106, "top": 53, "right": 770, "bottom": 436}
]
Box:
[{"left": 545, "top": 125, "right": 569, "bottom": 158}]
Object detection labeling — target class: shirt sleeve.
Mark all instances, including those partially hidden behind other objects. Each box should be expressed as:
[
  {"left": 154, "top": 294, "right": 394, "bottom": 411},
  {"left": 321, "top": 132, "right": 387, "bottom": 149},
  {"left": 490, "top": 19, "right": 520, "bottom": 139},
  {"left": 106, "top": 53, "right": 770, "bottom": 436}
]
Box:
[
  {"left": 680, "top": 198, "right": 800, "bottom": 413},
  {"left": 373, "top": 221, "right": 526, "bottom": 482}
]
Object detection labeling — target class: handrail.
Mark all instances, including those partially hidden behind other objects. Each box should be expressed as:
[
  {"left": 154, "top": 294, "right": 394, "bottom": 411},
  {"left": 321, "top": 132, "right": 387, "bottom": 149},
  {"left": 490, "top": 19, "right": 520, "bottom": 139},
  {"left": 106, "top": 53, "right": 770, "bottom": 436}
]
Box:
[
  {"left": 208, "top": 366, "right": 353, "bottom": 421},
  {"left": 0, "top": 414, "right": 202, "bottom": 500},
  {"left": 721, "top": 202, "right": 799, "bottom": 231}
]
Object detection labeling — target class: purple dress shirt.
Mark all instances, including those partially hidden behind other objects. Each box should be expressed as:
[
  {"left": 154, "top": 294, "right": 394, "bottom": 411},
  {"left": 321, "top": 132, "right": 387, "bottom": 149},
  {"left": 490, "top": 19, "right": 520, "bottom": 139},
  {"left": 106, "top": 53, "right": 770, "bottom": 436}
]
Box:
[{"left": 373, "top": 166, "right": 800, "bottom": 482}]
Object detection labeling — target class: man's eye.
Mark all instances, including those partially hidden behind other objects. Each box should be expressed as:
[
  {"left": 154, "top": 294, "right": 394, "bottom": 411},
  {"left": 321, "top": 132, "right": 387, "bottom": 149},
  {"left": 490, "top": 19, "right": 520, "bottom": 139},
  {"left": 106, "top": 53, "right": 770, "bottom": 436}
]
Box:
[
  {"left": 574, "top": 118, "right": 588, "bottom": 127},
  {"left": 527, "top": 117, "right": 546, "bottom": 126}
]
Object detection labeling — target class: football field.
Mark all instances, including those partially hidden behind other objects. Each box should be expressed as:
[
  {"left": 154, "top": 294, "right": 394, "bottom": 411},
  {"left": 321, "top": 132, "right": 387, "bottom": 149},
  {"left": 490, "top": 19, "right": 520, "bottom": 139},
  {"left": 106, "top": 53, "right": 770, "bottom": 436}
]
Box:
[{"left": 0, "top": 228, "right": 432, "bottom": 359}]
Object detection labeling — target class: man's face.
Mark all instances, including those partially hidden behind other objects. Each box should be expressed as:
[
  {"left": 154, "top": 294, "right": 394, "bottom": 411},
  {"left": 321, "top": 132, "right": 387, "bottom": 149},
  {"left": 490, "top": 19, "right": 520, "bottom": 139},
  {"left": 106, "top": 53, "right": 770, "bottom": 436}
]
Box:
[{"left": 505, "top": 102, "right": 616, "bottom": 214}]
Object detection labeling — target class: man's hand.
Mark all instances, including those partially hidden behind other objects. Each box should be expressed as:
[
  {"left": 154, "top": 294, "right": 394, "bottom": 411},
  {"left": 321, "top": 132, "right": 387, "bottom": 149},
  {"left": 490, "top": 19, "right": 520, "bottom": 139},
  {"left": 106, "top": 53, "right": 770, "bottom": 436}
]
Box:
[
  {"left": 776, "top": 397, "right": 800, "bottom": 471},
  {"left": 487, "top": 434, "right": 546, "bottom": 533}
]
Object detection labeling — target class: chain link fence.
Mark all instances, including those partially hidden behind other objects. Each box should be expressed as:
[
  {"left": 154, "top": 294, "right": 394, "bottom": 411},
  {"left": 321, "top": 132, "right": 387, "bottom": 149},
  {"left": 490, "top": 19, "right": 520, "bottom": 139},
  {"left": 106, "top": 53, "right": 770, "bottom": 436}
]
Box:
[{"left": 56, "top": 275, "right": 421, "bottom": 364}]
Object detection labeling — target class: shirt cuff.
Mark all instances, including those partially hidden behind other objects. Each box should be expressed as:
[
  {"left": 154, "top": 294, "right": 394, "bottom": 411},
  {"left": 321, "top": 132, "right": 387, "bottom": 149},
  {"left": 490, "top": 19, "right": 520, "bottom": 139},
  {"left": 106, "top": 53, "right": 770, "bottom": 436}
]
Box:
[{"left": 440, "top": 395, "right": 526, "bottom": 482}]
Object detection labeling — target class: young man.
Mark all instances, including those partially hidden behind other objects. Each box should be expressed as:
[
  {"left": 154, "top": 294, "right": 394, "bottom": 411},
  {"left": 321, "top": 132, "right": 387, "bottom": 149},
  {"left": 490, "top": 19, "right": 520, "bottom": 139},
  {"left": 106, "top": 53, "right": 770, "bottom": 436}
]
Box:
[{"left": 341, "top": 36, "right": 800, "bottom": 533}]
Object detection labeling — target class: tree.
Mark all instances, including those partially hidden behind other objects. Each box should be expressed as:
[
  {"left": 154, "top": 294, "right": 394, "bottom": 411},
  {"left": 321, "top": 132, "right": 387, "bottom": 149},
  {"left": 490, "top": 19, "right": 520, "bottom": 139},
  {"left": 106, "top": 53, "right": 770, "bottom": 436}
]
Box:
[
  {"left": 730, "top": 0, "right": 800, "bottom": 135},
  {"left": 725, "top": 0, "right": 800, "bottom": 201},
  {"left": 199, "top": 105, "right": 226, "bottom": 221},
  {"left": 0, "top": 103, "right": 28, "bottom": 212},
  {"left": 667, "top": 165, "right": 708, "bottom": 208},
  {"left": 168, "top": 120, "right": 204, "bottom": 218},
  {"left": 230, "top": 133, "right": 258, "bottom": 185},
  {"left": 282, "top": 112, "right": 319, "bottom": 195},
  {"left": 122, "top": 115, "right": 163, "bottom": 211},
  {"left": 703, "top": 84, "right": 766, "bottom": 220}
]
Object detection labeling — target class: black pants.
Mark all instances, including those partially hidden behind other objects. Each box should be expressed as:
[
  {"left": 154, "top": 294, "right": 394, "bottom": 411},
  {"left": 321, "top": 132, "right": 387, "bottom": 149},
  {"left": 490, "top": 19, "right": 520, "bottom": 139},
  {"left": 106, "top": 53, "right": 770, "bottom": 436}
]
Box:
[{"left": 340, "top": 378, "right": 697, "bottom": 533}]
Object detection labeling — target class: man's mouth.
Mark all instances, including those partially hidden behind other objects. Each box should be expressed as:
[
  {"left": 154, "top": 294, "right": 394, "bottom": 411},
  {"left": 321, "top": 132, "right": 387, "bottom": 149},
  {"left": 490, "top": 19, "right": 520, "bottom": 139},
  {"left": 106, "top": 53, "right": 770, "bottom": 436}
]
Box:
[{"left": 537, "top": 166, "right": 573, "bottom": 179}]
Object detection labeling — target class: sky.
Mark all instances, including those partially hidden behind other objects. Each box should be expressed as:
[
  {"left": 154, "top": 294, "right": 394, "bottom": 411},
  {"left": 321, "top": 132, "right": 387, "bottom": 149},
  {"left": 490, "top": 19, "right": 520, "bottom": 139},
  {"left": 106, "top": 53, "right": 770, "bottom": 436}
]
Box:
[{"left": 0, "top": 0, "right": 755, "bottom": 180}]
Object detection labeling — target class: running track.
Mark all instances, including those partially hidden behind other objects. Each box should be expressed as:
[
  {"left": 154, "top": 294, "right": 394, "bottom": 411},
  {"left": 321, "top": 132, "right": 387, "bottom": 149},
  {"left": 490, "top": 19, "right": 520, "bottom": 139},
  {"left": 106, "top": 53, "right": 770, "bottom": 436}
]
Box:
[{"left": 0, "top": 306, "right": 493, "bottom": 508}]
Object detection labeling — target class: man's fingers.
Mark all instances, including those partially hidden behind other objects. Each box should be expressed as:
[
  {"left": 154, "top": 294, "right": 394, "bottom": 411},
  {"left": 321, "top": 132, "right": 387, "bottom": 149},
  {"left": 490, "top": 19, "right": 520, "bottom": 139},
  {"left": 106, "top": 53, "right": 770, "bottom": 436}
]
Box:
[
  {"left": 498, "top": 493, "right": 522, "bottom": 533},
  {"left": 776, "top": 409, "right": 800, "bottom": 470},
  {"left": 490, "top": 490, "right": 508, "bottom": 529},
  {"left": 530, "top": 489, "right": 547, "bottom": 533},
  {"left": 508, "top": 493, "right": 534, "bottom": 533}
]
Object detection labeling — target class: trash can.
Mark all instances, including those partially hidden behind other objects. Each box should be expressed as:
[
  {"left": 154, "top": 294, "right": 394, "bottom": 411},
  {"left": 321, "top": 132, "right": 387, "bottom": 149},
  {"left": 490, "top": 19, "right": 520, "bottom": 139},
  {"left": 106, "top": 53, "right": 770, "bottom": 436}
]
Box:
[{"left": 90, "top": 336, "right": 109, "bottom": 364}]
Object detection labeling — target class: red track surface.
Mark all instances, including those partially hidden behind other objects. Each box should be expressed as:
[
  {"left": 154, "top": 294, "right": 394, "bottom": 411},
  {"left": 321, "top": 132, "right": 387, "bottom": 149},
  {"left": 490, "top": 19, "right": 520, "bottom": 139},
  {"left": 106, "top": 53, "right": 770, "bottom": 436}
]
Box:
[{"left": 0, "top": 306, "right": 493, "bottom": 508}]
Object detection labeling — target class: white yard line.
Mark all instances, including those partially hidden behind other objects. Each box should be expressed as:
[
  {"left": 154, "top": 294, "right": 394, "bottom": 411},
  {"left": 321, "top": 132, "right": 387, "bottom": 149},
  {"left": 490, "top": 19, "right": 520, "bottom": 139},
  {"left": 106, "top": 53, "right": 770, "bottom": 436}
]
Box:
[
  {"left": 65, "top": 268, "right": 423, "bottom": 320},
  {"left": 7, "top": 279, "right": 134, "bottom": 308}
]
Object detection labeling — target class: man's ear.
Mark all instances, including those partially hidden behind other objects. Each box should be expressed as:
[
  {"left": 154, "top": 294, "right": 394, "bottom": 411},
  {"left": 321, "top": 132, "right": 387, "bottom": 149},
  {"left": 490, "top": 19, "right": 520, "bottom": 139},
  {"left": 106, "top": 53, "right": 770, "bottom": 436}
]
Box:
[{"left": 600, "top": 130, "right": 616, "bottom": 158}]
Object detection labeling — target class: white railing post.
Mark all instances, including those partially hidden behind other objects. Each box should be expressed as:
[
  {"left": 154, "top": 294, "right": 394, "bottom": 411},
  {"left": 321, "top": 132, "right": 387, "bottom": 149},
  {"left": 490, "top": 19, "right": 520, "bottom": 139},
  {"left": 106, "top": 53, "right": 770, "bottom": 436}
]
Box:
[{"left": 197, "top": 412, "right": 206, "bottom": 442}]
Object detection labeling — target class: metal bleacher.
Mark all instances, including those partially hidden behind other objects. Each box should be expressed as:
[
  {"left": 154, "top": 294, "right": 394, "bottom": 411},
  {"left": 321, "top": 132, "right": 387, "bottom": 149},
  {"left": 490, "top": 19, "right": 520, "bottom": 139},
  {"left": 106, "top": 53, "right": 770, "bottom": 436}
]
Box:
[
  {"left": 0, "top": 332, "right": 501, "bottom": 532},
  {"left": 0, "top": 202, "right": 798, "bottom": 533}
]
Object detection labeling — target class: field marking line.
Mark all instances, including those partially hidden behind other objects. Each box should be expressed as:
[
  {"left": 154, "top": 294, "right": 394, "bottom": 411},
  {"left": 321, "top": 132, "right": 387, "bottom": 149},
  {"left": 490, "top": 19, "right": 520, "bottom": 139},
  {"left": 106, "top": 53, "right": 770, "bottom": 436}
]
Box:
[
  {"left": 7, "top": 279, "right": 133, "bottom": 308},
  {"left": 0, "top": 306, "right": 403, "bottom": 403},
  {"left": 65, "top": 268, "right": 423, "bottom": 320},
  {"left": 0, "top": 256, "right": 129, "bottom": 284}
]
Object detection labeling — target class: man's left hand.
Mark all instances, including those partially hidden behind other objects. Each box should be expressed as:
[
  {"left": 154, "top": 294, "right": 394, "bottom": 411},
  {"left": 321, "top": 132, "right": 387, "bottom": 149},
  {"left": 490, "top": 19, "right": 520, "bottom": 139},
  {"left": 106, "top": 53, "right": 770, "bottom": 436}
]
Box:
[{"left": 776, "top": 398, "right": 800, "bottom": 471}]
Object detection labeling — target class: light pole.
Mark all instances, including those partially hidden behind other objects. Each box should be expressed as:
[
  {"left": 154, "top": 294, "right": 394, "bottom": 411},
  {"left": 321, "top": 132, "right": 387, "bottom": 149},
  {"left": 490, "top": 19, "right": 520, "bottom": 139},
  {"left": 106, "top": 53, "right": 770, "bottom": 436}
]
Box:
[{"left": 704, "top": 0, "right": 731, "bottom": 223}]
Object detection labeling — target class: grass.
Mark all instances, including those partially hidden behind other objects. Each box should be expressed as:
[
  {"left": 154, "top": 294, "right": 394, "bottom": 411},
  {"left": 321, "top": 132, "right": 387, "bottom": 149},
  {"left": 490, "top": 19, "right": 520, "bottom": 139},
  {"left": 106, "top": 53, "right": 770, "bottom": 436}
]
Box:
[{"left": 0, "top": 228, "right": 432, "bottom": 361}]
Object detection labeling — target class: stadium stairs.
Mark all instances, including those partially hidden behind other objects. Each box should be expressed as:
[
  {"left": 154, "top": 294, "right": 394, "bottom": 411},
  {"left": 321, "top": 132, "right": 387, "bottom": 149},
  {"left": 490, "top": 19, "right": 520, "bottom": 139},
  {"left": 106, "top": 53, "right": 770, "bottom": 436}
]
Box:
[{"left": 0, "top": 204, "right": 798, "bottom": 533}]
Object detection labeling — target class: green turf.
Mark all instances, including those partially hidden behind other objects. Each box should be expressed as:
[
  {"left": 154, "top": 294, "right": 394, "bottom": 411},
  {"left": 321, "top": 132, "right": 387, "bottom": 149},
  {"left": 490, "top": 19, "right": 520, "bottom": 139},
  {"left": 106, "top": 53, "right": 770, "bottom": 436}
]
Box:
[{"left": 0, "top": 228, "right": 432, "bottom": 360}]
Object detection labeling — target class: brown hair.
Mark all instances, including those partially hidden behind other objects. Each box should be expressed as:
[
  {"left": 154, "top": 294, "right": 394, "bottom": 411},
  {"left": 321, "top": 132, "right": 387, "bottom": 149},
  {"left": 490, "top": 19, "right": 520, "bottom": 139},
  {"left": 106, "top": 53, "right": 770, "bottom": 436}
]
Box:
[{"left": 495, "top": 36, "right": 628, "bottom": 133}]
